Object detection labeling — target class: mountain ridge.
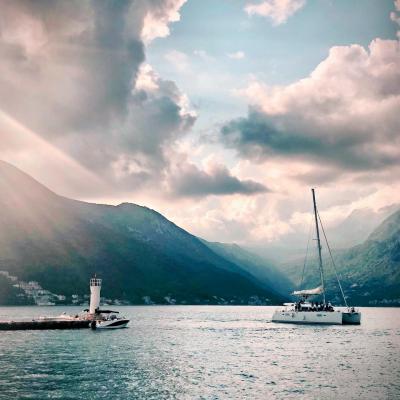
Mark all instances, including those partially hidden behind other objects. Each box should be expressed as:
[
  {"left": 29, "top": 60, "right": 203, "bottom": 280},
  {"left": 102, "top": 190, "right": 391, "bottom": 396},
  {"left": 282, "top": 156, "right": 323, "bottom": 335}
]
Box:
[
  {"left": 0, "top": 160, "right": 286, "bottom": 305},
  {"left": 278, "top": 207, "right": 400, "bottom": 306}
]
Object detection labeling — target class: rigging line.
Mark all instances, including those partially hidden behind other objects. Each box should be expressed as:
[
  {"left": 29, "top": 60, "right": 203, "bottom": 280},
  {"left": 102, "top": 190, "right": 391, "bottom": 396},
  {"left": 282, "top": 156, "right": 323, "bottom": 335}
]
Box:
[
  {"left": 299, "top": 217, "right": 312, "bottom": 289},
  {"left": 317, "top": 210, "right": 349, "bottom": 308}
]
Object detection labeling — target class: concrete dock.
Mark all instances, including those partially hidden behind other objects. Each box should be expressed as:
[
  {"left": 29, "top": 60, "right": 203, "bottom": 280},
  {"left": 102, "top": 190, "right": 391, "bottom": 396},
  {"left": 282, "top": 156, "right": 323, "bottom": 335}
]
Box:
[{"left": 0, "top": 319, "right": 91, "bottom": 330}]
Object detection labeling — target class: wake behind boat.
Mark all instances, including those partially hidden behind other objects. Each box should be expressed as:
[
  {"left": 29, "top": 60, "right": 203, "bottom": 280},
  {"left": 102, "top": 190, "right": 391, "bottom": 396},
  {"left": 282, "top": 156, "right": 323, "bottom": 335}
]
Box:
[{"left": 272, "top": 189, "right": 361, "bottom": 325}]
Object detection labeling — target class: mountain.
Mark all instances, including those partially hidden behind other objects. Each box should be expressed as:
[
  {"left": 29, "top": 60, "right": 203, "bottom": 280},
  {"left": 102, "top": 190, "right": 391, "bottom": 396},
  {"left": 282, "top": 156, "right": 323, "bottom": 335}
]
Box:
[
  {"left": 249, "top": 205, "right": 398, "bottom": 263},
  {"left": 339, "top": 209, "right": 400, "bottom": 305},
  {"left": 279, "top": 209, "right": 400, "bottom": 306},
  {"left": 327, "top": 205, "right": 399, "bottom": 249},
  {"left": 0, "top": 160, "right": 286, "bottom": 305},
  {"left": 202, "top": 240, "right": 293, "bottom": 295}
]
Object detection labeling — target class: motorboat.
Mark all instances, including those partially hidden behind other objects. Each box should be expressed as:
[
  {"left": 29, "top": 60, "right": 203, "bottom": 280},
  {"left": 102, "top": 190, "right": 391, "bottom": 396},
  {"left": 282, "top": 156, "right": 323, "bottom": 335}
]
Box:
[
  {"left": 90, "top": 310, "right": 130, "bottom": 330},
  {"left": 84, "top": 276, "right": 130, "bottom": 329},
  {"left": 272, "top": 189, "right": 361, "bottom": 325}
]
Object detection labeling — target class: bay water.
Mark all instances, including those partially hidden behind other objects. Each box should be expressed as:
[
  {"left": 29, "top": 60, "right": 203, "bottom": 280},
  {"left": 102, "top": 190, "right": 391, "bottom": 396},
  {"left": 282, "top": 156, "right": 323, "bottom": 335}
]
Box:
[{"left": 0, "top": 306, "right": 399, "bottom": 399}]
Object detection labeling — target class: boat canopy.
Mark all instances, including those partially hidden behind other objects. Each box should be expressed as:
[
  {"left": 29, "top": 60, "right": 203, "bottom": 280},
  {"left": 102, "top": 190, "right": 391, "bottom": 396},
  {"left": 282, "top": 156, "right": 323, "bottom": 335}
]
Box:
[{"left": 292, "top": 286, "right": 323, "bottom": 297}]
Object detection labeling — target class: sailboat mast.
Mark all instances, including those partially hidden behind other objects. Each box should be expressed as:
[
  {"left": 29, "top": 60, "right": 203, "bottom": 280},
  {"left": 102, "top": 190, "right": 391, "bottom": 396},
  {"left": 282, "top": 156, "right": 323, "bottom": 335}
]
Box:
[{"left": 312, "top": 188, "right": 326, "bottom": 304}]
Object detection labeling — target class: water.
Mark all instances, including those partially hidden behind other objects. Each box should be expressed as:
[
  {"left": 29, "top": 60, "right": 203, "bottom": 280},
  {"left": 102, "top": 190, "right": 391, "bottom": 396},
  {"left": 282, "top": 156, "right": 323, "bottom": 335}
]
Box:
[{"left": 0, "top": 306, "right": 399, "bottom": 399}]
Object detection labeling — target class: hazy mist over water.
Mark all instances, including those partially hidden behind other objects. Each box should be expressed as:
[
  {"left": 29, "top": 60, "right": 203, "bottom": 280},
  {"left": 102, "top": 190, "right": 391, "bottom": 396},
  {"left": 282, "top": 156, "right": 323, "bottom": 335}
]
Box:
[{"left": 0, "top": 306, "right": 399, "bottom": 399}]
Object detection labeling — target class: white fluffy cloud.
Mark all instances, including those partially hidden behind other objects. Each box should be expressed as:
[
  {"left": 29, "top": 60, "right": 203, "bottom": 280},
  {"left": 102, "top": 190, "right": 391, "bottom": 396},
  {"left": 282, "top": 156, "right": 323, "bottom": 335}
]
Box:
[
  {"left": 391, "top": 0, "right": 400, "bottom": 38},
  {"left": 165, "top": 49, "right": 190, "bottom": 71},
  {"left": 205, "top": 35, "right": 400, "bottom": 247},
  {"left": 222, "top": 38, "right": 400, "bottom": 177},
  {"left": 227, "top": 51, "right": 245, "bottom": 60},
  {"left": 141, "top": 0, "right": 187, "bottom": 43},
  {"left": 245, "top": 0, "right": 306, "bottom": 25}
]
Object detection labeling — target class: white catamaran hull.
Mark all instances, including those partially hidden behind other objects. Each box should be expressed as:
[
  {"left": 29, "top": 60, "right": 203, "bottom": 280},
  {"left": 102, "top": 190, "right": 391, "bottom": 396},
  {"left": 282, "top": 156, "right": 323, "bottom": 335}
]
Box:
[
  {"left": 272, "top": 310, "right": 361, "bottom": 325},
  {"left": 272, "top": 310, "right": 343, "bottom": 325},
  {"left": 342, "top": 312, "right": 361, "bottom": 325}
]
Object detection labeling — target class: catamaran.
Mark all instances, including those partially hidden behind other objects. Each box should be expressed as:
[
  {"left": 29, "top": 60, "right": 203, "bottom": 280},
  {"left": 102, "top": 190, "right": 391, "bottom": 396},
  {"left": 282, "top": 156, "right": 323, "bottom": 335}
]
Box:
[{"left": 272, "top": 189, "right": 361, "bottom": 325}]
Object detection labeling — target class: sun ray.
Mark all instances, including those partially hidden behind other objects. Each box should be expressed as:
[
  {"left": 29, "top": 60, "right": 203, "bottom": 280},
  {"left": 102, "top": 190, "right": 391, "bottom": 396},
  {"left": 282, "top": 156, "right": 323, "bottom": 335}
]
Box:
[{"left": 0, "top": 108, "right": 109, "bottom": 197}]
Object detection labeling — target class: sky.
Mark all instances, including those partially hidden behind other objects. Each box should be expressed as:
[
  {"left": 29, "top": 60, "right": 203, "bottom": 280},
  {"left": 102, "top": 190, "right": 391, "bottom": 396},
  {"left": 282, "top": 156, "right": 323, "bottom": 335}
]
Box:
[{"left": 0, "top": 0, "right": 399, "bottom": 248}]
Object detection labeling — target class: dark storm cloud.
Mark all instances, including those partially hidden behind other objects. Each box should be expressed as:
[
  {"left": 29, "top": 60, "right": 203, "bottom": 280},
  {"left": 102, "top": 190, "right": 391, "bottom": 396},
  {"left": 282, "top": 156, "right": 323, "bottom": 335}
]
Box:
[
  {"left": 170, "top": 162, "right": 268, "bottom": 197},
  {"left": 123, "top": 77, "right": 196, "bottom": 166},
  {"left": 221, "top": 109, "right": 399, "bottom": 171},
  {"left": 0, "top": 0, "right": 265, "bottom": 201},
  {"left": 221, "top": 104, "right": 400, "bottom": 172},
  {"left": 0, "top": 0, "right": 146, "bottom": 136},
  {"left": 0, "top": 0, "right": 195, "bottom": 192}
]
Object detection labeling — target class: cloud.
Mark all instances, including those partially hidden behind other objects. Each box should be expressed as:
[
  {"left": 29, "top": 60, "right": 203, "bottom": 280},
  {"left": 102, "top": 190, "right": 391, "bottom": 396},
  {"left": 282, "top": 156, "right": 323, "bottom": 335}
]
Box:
[
  {"left": 165, "top": 49, "right": 189, "bottom": 71},
  {"left": 227, "top": 51, "right": 245, "bottom": 60},
  {"left": 221, "top": 38, "right": 400, "bottom": 180},
  {"left": 294, "top": 166, "right": 344, "bottom": 186},
  {"left": 0, "top": 0, "right": 260, "bottom": 203},
  {"left": 193, "top": 49, "right": 214, "bottom": 61},
  {"left": 0, "top": 0, "right": 196, "bottom": 196},
  {"left": 2, "top": 0, "right": 399, "bottom": 249},
  {"left": 141, "top": 0, "right": 187, "bottom": 43},
  {"left": 116, "top": 66, "right": 196, "bottom": 179},
  {"left": 245, "top": 0, "right": 306, "bottom": 25},
  {"left": 391, "top": 0, "right": 400, "bottom": 38},
  {"left": 168, "top": 161, "right": 268, "bottom": 197}
]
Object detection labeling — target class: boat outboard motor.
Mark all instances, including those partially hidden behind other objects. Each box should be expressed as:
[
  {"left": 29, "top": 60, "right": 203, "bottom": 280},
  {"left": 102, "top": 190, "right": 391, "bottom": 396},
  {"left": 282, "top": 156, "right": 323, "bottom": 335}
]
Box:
[{"left": 90, "top": 320, "right": 97, "bottom": 330}]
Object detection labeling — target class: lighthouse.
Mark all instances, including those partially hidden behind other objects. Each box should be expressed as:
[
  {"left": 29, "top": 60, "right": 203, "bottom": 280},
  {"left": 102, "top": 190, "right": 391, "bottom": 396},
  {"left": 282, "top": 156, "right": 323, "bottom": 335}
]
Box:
[{"left": 89, "top": 276, "right": 102, "bottom": 314}]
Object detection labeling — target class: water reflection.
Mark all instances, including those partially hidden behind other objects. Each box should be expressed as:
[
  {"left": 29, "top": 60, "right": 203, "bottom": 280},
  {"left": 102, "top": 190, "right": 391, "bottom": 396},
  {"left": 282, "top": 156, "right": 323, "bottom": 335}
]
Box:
[{"left": 0, "top": 306, "right": 399, "bottom": 399}]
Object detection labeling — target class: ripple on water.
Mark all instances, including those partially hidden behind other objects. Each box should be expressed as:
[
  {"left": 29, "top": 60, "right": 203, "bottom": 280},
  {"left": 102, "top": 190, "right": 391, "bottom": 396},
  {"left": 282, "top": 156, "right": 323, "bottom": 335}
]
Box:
[{"left": 0, "top": 306, "right": 399, "bottom": 399}]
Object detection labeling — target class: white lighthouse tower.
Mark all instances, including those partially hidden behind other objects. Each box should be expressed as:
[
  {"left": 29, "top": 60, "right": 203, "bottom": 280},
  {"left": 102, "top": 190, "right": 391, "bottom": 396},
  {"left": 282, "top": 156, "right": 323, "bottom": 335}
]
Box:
[{"left": 89, "top": 276, "right": 102, "bottom": 315}]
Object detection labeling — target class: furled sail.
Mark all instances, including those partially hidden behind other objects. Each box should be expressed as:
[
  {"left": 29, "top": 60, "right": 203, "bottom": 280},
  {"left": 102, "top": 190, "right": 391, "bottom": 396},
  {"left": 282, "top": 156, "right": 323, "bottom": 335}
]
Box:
[{"left": 292, "top": 286, "right": 323, "bottom": 296}]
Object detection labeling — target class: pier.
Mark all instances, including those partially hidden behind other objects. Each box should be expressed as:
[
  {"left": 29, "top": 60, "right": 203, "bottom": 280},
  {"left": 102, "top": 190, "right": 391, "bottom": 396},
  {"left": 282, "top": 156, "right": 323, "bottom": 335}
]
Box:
[
  {"left": 0, "top": 319, "right": 91, "bottom": 330},
  {"left": 0, "top": 276, "right": 128, "bottom": 330}
]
